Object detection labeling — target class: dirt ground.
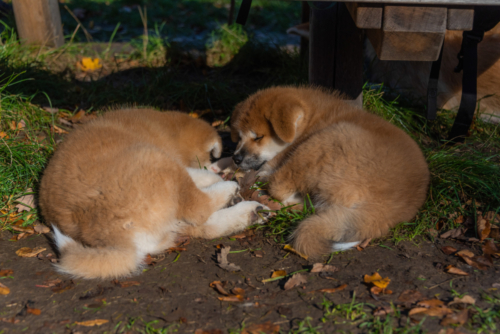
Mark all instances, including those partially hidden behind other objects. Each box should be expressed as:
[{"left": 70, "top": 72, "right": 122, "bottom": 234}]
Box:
[{"left": 0, "top": 223, "right": 499, "bottom": 333}]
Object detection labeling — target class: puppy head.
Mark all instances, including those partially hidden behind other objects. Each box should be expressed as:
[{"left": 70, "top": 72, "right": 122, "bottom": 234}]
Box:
[
  {"left": 230, "top": 87, "right": 306, "bottom": 170},
  {"left": 182, "top": 116, "right": 222, "bottom": 169}
]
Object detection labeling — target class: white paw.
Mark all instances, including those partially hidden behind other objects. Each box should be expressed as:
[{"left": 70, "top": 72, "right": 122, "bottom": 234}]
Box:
[{"left": 234, "top": 201, "right": 271, "bottom": 226}]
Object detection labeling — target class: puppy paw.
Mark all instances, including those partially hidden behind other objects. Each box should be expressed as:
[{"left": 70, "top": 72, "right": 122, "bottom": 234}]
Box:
[
  {"left": 228, "top": 193, "right": 244, "bottom": 207},
  {"left": 234, "top": 201, "right": 271, "bottom": 226}
]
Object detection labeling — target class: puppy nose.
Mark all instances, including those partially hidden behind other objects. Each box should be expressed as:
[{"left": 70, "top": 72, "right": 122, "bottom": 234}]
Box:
[{"left": 233, "top": 154, "right": 243, "bottom": 165}]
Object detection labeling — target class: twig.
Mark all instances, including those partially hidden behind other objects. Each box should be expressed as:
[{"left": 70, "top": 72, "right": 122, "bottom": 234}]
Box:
[
  {"left": 64, "top": 5, "right": 93, "bottom": 42},
  {"left": 429, "top": 278, "right": 454, "bottom": 290},
  {"left": 138, "top": 6, "right": 148, "bottom": 60}
]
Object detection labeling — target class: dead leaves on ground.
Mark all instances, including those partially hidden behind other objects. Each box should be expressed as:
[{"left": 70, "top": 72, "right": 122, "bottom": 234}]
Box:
[
  {"left": 241, "top": 321, "right": 280, "bottom": 334},
  {"left": 310, "top": 263, "right": 338, "bottom": 273},
  {"left": 112, "top": 279, "right": 140, "bottom": 288},
  {"left": 308, "top": 284, "right": 347, "bottom": 294},
  {"left": 364, "top": 272, "right": 392, "bottom": 295},
  {"left": 16, "top": 247, "right": 46, "bottom": 258},
  {"left": 75, "top": 319, "right": 109, "bottom": 327},
  {"left": 78, "top": 57, "right": 102, "bottom": 71},
  {"left": 283, "top": 244, "right": 308, "bottom": 260},
  {"left": 283, "top": 273, "right": 307, "bottom": 290},
  {"left": 0, "top": 282, "right": 10, "bottom": 295},
  {"left": 209, "top": 281, "right": 245, "bottom": 302}
]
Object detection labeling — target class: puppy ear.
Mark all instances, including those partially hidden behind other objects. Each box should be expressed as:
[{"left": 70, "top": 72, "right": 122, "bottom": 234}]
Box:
[
  {"left": 208, "top": 137, "right": 222, "bottom": 159},
  {"left": 268, "top": 103, "right": 304, "bottom": 143}
]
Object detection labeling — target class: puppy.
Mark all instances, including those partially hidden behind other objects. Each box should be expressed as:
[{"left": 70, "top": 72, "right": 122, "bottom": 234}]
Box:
[
  {"left": 230, "top": 86, "right": 430, "bottom": 257},
  {"left": 39, "top": 109, "right": 268, "bottom": 279}
]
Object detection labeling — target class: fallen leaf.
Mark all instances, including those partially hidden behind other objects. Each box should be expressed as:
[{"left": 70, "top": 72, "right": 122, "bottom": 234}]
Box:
[
  {"left": 448, "top": 295, "right": 476, "bottom": 305},
  {"left": 217, "top": 246, "right": 242, "bottom": 272},
  {"left": 364, "top": 272, "right": 391, "bottom": 289},
  {"left": 242, "top": 321, "right": 280, "bottom": 334},
  {"left": 410, "top": 306, "right": 452, "bottom": 318},
  {"left": 16, "top": 247, "right": 46, "bottom": 258},
  {"left": 0, "top": 131, "right": 8, "bottom": 139},
  {"left": 396, "top": 290, "right": 425, "bottom": 306},
  {"left": 484, "top": 211, "right": 500, "bottom": 223},
  {"left": 69, "top": 110, "right": 85, "bottom": 122},
  {"left": 33, "top": 224, "right": 50, "bottom": 234},
  {"left": 15, "top": 189, "right": 35, "bottom": 212},
  {"left": 456, "top": 249, "right": 475, "bottom": 258},
  {"left": 283, "top": 244, "right": 308, "bottom": 260},
  {"left": 371, "top": 286, "right": 393, "bottom": 295},
  {"left": 440, "top": 228, "right": 466, "bottom": 239},
  {"left": 165, "top": 247, "right": 187, "bottom": 253},
  {"left": 445, "top": 265, "right": 469, "bottom": 276},
  {"left": 440, "top": 309, "right": 468, "bottom": 326},
  {"left": 209, "top": 281, "right": 229, "bottom": 295},
  {"left": 477, "top": 217, "right": 491, "bottom": 241},
  {"left": 418, "top": 299, "right": 444, "bottom": 308},
  {"left": 253, "top": 250, "right": 264, "bottom": 258},
  {"left": 79, "top": 57, "right": 102, "bottom": 71},
  {"left": 211, "top": 120, "right": 224, "bottom": 127},
  {"left": 218, "top": 295, "right": 243, "bottom": 302},
  {"left": 483, "top": 239, "right": 499, "bottom": 257},
  {"left": 231, "top": 287, "right": 245, "bottom": 296},
  {"left": 51, "top": 280, "right": 75, "bottom": 293},
  {"left": 454, "top": 215, "right": 464, "bottom": 224},
  {"left": 373, "top": 305, "right": 394, "bottom": 316},
  {"left": 309, "top": 284, "right": 347, "bottom": 294},
  {"left": 0, "top": 269, "right": 13, "bottom": 277},
  {"left": 112, "top": 280, "right": 140, "bottom": 288},
  {"left": 271, "top": 270, "right": 286, "bottom": 278},
  {"left": 36, "top": 278, "right": 62, "bottom": 288},
  {"left": 231, "top": 232, "right": 247, "bottom": 239},
  {"left": 0, "top": 282, "right": 10, "bottom": 295},
  {"left": 458, "top": 254, "right": 489, "bottom": 270},
  {"left": 441, "top": 246, "right": 457, "bottom": 255},
  {"left": 27, "top": 306, "right": 41, "bottom": 315},
  {"left": 284, "top": 273, "right": 307, "bottom": 290},
  {"left": 195, "top": 329, "right": 223, "bottom": 334},
  {"left": 51, "top": 125, "right": 68, "bottom": 134},
  {"left": 75, "top": 319, "right": 109, "bottom": 326},
  {"left": 311, "top": 263, "right": 339, "bottom": 273}
]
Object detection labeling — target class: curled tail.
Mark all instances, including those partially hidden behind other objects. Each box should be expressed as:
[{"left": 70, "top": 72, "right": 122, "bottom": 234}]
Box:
[
  {"left": 52, "top": 226, "right": 143, "bottom": 279},
  {"left": 291, "top": 205, "right": 372, "bottom": 258}
]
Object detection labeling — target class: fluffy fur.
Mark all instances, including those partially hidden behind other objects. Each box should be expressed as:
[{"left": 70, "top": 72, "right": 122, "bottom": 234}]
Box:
[
  {"left": 39, "top": 109, "right": 268, "bottom": 279},
  {"left": 230, "top": 86, "right": 430, "bottom": 257}
]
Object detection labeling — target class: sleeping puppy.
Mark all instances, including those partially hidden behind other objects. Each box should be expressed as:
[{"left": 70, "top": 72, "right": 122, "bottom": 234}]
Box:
[
  {"left": 230, "top": 86, "right": 430, "bottom": 257},
  {"left": 39, "top": 109, "right": 268, "bottom": 279}
]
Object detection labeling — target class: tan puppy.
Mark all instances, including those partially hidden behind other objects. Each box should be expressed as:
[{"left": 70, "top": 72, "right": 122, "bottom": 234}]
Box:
[
  {"left": 39, "top": 109, "right": 268, "bottom": 279},
  {"left": 230, "top": 87, "right": 430, "bottom": 257}
]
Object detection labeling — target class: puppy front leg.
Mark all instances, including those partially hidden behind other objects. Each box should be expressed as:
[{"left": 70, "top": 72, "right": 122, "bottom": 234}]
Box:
[
  {"left": 186, "top": 167, "right": 224, "bottom": 188},
  {"left": 183, "top": 201, "right": 270, "bottom": 239}
]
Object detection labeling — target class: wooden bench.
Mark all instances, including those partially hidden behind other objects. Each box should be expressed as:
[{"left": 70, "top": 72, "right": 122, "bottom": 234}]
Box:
[{"left": 299, "top": 0, "right": 498, "bottom": 106}]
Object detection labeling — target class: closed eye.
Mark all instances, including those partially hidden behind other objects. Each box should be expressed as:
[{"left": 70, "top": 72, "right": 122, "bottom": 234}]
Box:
[{"left": 254, "top": 135, "right": 263, "bottom": 142}]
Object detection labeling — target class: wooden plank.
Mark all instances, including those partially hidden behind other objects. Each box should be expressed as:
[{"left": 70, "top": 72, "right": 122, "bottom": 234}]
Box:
[
  {"left": 289, "top": 0, "right": 497, "bottom": 5},
  {"left": 309, "top": 2, "right": 363, "bottom": 105},
  {"left": 366, "top": 6, "right": 446, "bottom": 61},
  {"left": 12, "top": 0, "right": 64, "bottom": 47},
  {"left": 447, "top": 6, "right": 474, "bottom": 30},
  {"left": 345, "top": 2, "right": 383, "bottom": 29}
]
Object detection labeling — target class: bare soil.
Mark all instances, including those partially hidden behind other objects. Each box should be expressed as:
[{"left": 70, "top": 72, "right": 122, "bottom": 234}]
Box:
[{"left": 0, "top": 226, "right": 498, "bottom": 333}]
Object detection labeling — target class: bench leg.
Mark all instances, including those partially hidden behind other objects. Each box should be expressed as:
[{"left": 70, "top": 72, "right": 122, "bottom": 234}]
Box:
[{"left": 309, "top": 2, "right": 363, "bottom": 107}]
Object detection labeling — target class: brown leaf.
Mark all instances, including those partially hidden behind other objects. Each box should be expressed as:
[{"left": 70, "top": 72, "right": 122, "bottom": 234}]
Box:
[
  {"left": 33, "top": 224, "right": 50, "bottom": 234},
  {"left": 36, "top": 278, "right": 62, "bottom": 288},
  {"left": 458, "top": 255, "right": 489, "bottom": 270},
  {"left": 283, "top": 244, "right": 308, "bottom": 260},
  {"left": 410, "top": 306, "right": 452, "bottom": 318},
  {"left": 210, "top": 281, "right": 229, "bottom": 296},
  {"left": 0, "top": 269, "right": 13, "bottom": 277},
  {"left": 27, "top": 306, "right": 41, "bottom": 315},
  {"left": 483, "top": 239, "right": 499, "bottom": 256},
  {"left": 51, "top": 125, "right": 68, "bottom": 134},
  {"left": 373, "top": 305, "right": 394, "bottom": 316},
  {"left": 218, "top": 295, "right": 243, "bottom": 302},
  {"left": 253, "top": 250, "right": 264, "bottom": 258},
  {"left": 448, "top": 295, "right": 476, "bottom": 305},
  {"left": 195, "top": 329, "right": 223, "bottom": 334},
  {"left": 396, "top": 290, "right": 425, "bottom": 306},
  {"left": 364, "top": 273, "right": 391, "bottom": 289},
  {"left": 51, "top": 280, "right": 75, "bottom": 293},
  {"left": 284, "top": 273, "right": 307, "bottom": 290},
  {"left": 69, "top": 110, "right": 85, "bottom": 122},
  {"left": 16, "top": 247, "right": 46, "bottom": 258},
  {"left": 484, "top": 211, "right": 500, "bottom": 223},
  {"left": 231, "top": 233, "right": 247, "bottom": 239},
  {"left": 217, "top": 246, "right": 242, "bottom": 272},
  {"left": 456, "top": 249, "right": 475, "bottom": 258},
  {"left": 371, "top": 286, "right": 393, "bottom": 295},
  {"left": 231, "top": 287, "right": 246, "bottom": 296},
  {"left": 15, "top": 189, "right": 35, "bottom": 212},
  {"left": 75, "top": 319, "right": 109, "bottom": 326},
  {"left": 440, "top": 228, "right": 466, "bottom": 239},
  {"left": 445, "top": 265, "right": 469, "bottom": 276},
  {"left": 0, "top": 282, "right": 10, "bottom": 295},
  {"left": 359, "top": 238, "right": 372, "bottom": 249},
  {"left": 113, "top": 280, "right": 140, "bottom": 288},
  {"left": 477, "top": 218, "right": 491, "bottom": 241},
  {"left": 440, "top": 309, "right": 468, "bottom": 326},
  {"left": 441, "top": 246, "right": 457, "bottom": 255},
  {"left": 238, "top": 170, "right": 260, "bottom": 200},
  {"left": 271, "top": 270, "right": 287, "bottom": 278},
  {"left": 242, "top": 321, "right": 280, "bottom": 334},
  {"left": 418, "top": 299, "right": 445, "bottom": 308},
  {"left": 310, "top": 284, "right": 347, "bottom": 294},
  {"left": 311, "top": 263, "right": 339, "bottom": 273}
]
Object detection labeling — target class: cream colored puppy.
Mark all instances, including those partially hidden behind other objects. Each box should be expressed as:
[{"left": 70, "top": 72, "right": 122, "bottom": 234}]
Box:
[
  {"left": 39, "top": 109, "right": 268, "bottom": 279},
  {"left": 230, "top": 86, "right": 430, "bottom": 257}
]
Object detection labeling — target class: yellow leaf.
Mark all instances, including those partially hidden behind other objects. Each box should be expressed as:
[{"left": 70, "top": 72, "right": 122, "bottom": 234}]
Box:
[
  {"left": 364, "top": 272, "right": 391, "bottom": 289},
  {"left": 0, "top": 131, "right": 8, "bottom": 139},
  {"left": 75, "top": 319, "right": 109, "bottom": 327},
  {"left": 0, "top": 282, "right": 10, "bottom": 295},
  {"left": 80, "top": 57, "right": 102, "bottom": 71},
  {"left": 283, "top": 244, "right": 308, "bottom": 260},
  {"left": 271, "top": 270, "right": 286, "bottom": 278},
  {"left": 16, "top": 247, "right": 46, "bottom": 258}
]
